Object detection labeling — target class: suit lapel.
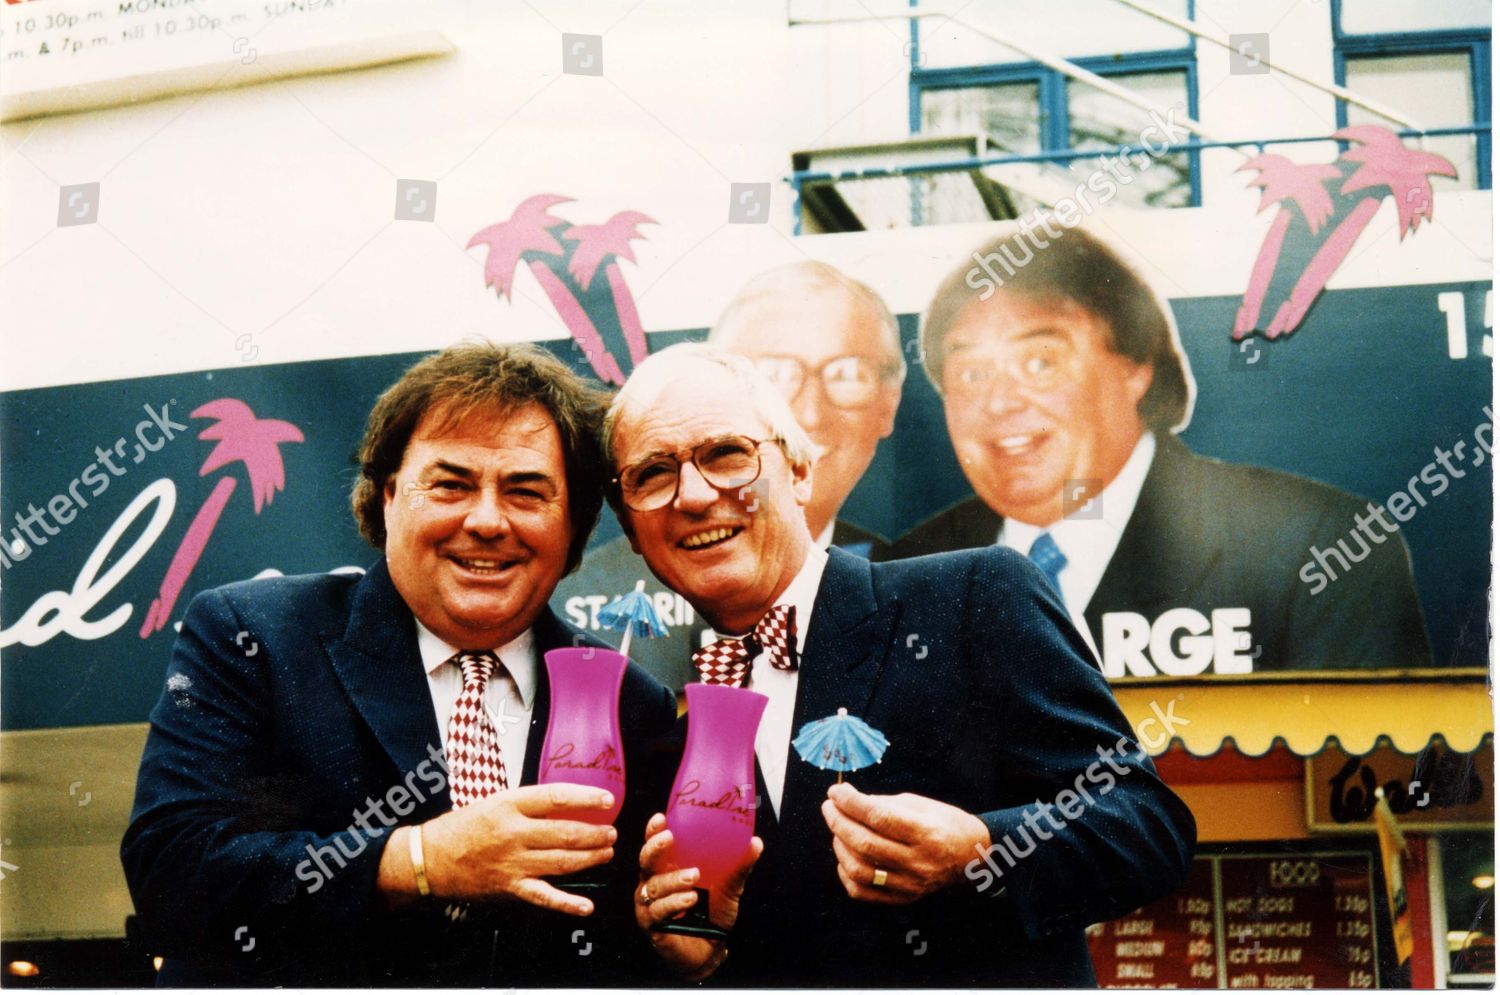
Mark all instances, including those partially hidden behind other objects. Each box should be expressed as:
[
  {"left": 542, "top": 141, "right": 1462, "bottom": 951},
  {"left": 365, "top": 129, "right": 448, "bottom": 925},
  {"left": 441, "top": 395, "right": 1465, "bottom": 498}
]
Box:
[
  {"left": 751, "top": 756, "right": 781, "bottom": 844},
  {"left": 1085, "top": 436, "right": 1223, "bottom": 640},
  {"left": 322, "top": 560, "right": 445, "bottom": 784},
  {"left": 773, "top": 550, "right": 900, "bottom": 889},
  {"left": 324, "top": 565, "right": 585, "bottom": 797}
]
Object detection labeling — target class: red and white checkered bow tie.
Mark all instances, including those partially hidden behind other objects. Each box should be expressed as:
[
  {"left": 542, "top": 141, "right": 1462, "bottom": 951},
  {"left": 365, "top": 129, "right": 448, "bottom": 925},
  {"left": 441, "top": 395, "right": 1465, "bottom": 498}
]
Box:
[
  {"left": 692, "top": 604, "right": 798, "bottom": 687},
  {"left": 446, "top": 650, "right": 509, "bottom": 807}
]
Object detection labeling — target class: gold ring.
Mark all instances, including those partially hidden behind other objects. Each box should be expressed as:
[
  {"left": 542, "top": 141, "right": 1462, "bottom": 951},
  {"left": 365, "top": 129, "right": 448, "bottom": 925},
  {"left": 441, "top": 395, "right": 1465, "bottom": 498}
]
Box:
[
  {"left": 640, "top": 883, "right": 653, "bottom": 905},
  {"left": 872, "top": 868, "right": 888, "bottom": 888}
]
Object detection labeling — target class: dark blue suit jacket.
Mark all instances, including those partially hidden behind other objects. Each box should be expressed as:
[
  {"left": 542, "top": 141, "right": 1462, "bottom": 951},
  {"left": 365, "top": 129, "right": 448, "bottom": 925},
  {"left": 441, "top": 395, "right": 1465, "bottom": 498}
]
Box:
[
  {"left": 121, "top": 560, "right": 676, "bottom": 987},
  {"left": 661, "top": 546, "right": 1196, "bottom": 987},
  {"left": 881, "top": 436, "right": 1432, "bottom": 669}
]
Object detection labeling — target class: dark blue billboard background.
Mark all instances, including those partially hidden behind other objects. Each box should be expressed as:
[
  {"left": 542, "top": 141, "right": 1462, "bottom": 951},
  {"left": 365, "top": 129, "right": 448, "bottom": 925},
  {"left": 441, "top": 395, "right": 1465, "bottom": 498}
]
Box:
[{"left": 0, "top": 280, "right": 1489, "bottom": 730}]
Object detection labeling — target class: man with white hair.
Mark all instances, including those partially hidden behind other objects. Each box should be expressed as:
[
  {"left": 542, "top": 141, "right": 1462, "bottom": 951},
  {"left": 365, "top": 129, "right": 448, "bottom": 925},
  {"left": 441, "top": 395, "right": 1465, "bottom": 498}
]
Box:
[
  {"left": 552, "top": 262, "right": 904, "bottom": 684},
  {"left": 608, "top": 343, "right": 1195, "bottom": 986},
  {"left": 708, "top": 261, "right": 904, "bottom": 556}
]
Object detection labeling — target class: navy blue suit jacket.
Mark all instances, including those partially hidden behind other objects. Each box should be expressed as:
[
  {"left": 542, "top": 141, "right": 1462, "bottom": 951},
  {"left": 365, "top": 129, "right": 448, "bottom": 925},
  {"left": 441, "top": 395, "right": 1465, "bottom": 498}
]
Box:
[
  {"left": 121, "top": 560, "right": 676, "bottom": 987},
  {"left": 657, "top": 546, "right": 1195, "bottom": 987},
  {"left": 881, "top": 436, "right": 1432, "bottom": 670}
]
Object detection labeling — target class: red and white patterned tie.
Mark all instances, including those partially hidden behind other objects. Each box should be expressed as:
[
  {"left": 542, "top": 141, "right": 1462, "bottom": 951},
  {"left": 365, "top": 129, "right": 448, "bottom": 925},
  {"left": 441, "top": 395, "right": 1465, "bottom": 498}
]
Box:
[
  {"left": 692, "top": 604, "right": 798, "bottom": 687},
  {"left": 446, "top": 650, "right": 509, "bottom": 807}
]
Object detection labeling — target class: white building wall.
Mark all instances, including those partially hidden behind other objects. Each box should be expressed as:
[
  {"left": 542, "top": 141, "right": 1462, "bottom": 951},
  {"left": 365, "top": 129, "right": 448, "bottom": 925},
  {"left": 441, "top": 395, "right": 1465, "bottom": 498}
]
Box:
[{"left": 0, "top": 0, "right": 1489, "bottom": 392}]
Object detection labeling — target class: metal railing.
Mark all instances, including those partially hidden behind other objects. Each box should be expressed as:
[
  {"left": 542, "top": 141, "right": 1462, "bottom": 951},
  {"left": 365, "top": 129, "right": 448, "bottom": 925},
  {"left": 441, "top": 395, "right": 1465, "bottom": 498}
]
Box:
[{"left": 788, "top": 124, "right": 1491, "bottom": 234}]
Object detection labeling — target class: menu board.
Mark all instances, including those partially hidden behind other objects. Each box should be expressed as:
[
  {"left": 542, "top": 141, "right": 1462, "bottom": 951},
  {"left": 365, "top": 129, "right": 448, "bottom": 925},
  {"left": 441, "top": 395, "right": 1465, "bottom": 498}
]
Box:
[
  {"left": 1088, "top": 852, "right": 1381, "bottom": 988},
  {"left": 1086, "top": 858, "right": 1219, "bottom": 986}
]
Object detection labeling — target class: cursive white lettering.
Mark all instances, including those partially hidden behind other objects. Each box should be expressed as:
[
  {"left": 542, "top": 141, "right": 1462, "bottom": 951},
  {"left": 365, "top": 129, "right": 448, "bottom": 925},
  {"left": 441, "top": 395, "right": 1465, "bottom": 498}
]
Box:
[{"left": 1, "top": 479, "right": 176, "bottom": 648}]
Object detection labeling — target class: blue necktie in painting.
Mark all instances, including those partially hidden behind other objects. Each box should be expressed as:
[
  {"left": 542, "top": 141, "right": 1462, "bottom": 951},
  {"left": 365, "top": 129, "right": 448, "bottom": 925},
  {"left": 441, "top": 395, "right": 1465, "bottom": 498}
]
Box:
[{"left": 1027, "top": 532, "right": 1067, "bottom": 598}]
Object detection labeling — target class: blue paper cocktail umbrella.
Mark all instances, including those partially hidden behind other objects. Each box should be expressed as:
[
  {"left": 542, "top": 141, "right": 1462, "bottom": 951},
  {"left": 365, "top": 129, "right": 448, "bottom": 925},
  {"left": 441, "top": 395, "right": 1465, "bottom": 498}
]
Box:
[
  {"left": 597, "top": 579, "right": 670, "bottom": 657},
  {"left": 791, "top": 707, "right": 889, "bottom": 783}
]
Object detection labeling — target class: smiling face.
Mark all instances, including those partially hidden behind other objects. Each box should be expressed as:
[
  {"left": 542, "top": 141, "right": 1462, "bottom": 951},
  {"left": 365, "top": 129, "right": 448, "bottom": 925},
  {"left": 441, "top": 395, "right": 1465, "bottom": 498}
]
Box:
[
  {"left": 714, "top": 287, "right": 899, "bottom": 539},
  {"left": 940, "top": 291, "right": 1153, "bottom": 526},
  {"left": 382, "top": 402, "right": 572, "bottom": 649},
  {"left": 612, "top": 365, "right": 813, "bottom": 635}
]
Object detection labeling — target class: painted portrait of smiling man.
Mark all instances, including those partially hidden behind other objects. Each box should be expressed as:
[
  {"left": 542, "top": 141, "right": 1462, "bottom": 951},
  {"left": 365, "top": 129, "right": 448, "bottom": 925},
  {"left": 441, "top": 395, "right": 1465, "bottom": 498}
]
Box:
[{"left": 880, "top": 224, "right": 1432, "bottom": 676}]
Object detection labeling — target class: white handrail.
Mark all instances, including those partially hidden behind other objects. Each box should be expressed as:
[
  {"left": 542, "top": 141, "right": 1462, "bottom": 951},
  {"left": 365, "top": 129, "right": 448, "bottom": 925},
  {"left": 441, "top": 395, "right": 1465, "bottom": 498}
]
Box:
[
  {"left": 790, "top": 4, "right": 1430, "bottom": 148},
  {"left": 1106, "top": 0, "right": 1422, "bottom": 130},
  {"left": 790, "top": 7, "right": 1234, "bottom": 145}
]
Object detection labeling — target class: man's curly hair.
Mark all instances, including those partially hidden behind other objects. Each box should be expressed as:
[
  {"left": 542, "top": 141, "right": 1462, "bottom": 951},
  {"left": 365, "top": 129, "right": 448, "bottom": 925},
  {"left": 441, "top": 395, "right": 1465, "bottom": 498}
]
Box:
[{"left": 351, "top": 342, "right": 609, "bottom": 575}]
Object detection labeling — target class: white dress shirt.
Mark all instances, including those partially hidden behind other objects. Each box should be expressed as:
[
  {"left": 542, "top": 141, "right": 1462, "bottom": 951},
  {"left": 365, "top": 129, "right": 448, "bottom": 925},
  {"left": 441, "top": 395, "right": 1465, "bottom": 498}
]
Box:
[
  {"left": 706, "top": 544, "right": 829, "bottom": 818},
  {"left": 999, "top": 432, "right": 1157, "bottom": 654},
  {"left": 415, "top": 621, "right": 538, "bottom": 777}
]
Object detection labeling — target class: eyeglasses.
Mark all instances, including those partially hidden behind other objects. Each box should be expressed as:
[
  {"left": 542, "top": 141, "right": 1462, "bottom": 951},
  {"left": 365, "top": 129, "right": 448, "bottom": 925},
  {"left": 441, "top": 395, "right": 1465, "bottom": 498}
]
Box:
[
  {"left": 750, "top": 355, "right": 900, "bottom": 411},
  {"left": 614, "top": 435, "right": 780, "bottom": 512},
  {"left": 943, "top": 341, "right": 1071, "bottom": 398}
]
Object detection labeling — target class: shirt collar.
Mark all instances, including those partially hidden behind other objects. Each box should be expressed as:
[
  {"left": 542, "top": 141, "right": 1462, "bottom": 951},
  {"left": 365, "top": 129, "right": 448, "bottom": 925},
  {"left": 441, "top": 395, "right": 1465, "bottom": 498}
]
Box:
[
  {"left": 814, "top": 519, "right": 836, "bottom": 550},
  {"left": 711, "top": 543, "right": 830, "bottom": 656},
  {"left": 415, "top": 620, "right": 538, "bottom": 709},
  {"left": 1001, "top": 431, "right": 1157, "bottom": 559}
]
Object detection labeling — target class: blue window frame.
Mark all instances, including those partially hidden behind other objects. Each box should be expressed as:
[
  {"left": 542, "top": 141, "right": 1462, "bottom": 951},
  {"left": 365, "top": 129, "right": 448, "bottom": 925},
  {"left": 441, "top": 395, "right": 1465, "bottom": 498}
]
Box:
[
  {"left": 1330, "top": 0, "right": 1491, "bottom": 190},
  {"left": 906, "top": 8, "right": 1201, "bottom": 208}
]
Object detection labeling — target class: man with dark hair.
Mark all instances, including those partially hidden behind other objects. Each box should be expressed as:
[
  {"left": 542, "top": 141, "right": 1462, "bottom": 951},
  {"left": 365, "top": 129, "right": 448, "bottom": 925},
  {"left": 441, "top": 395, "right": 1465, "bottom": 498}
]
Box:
[
  {"left": 883, "top": 224, "right": 1431, "bottom": 675},
  {"left": 122, "top": 342, "right": 676, "bottom": 986}
]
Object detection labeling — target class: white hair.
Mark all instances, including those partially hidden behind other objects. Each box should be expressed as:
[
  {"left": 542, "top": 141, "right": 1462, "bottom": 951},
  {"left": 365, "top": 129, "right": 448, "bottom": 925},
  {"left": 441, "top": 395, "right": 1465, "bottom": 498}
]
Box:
[
  {"left": 709, "top": 261, "right": 906, "bottom": 387},
  {"left": 601, "top": 343, "right": 816, "bottom": 472}
]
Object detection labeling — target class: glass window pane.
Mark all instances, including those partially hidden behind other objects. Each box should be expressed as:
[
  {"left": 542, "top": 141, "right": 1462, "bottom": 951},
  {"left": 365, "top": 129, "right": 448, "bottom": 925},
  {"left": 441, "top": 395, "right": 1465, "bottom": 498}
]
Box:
[
  {"left": 920, "top": 82, "right": 1043, "bottom": 155},
  {"left": 1340, "top": 0, "right": 1489, "bottom": 35},
  {"left": 920, "top": 82, "right": 1047, "bottom": 221},
  {"left": 919, "top": 0, "right": 1190, "bottom": 69},
  {"left": 1441, "top": 831, "right": 1495, "bottom": 982},
  {"left": 1067, "top": 71, "right": 1191, "bottom": 208},
  {"left": 1344, "top": 53, "right": 1478, "bottom": 189}
]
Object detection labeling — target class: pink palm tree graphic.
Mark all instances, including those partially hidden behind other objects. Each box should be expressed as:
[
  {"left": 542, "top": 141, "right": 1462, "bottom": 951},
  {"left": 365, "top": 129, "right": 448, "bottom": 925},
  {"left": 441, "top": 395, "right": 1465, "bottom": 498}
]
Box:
[
  {"left": 1233, "top": 154, "right": 1341, "bottom": 340},
  {"left": 138, "top": 399, "right": 304, "bottom": 637},
  {"left": 563, "top": 211, "right": 656, "bottom": 370},
  {"left": 468, "top": 194, "right": 626, "bottom": 385},
  {"left": 1233, "top": 125, "right": 1457, "bottom": 340},
  {"left": 1337, "top": 124, "right": 1458, "bottom": 238}
]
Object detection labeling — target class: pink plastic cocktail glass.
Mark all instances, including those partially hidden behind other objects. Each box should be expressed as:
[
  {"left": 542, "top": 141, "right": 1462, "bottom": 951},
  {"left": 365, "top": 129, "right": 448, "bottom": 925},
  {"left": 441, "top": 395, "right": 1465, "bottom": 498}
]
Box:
[
  {"left": 658, "top": 682, "right": 768, "bottom": 938},
  {"left": 538, "top": 647, "right": 628, "bottom": 827}
]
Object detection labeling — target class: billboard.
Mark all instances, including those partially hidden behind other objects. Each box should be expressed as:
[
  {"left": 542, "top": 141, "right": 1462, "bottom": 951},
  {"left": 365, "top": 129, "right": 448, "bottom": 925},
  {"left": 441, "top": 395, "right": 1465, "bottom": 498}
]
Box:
[{"left": 2, "top": 251, "right": 1489, "bottom": 727}]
